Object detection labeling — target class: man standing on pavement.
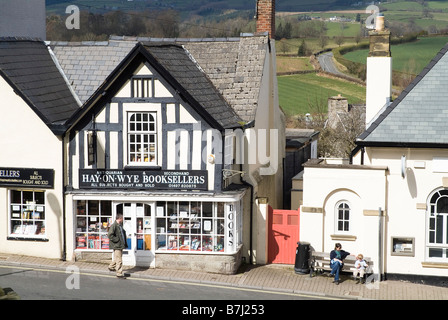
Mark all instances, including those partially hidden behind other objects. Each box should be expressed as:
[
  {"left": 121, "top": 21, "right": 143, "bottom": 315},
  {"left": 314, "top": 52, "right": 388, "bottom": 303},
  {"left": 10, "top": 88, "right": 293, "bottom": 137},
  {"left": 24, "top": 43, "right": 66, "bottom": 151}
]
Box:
[{"left": 108, "top": 214, "right": 128, "bottom": 278}]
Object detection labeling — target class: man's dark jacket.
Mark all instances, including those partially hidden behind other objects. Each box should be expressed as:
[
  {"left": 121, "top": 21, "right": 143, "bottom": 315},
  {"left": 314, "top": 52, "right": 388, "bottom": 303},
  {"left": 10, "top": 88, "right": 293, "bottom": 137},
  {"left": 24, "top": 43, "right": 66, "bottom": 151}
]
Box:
[{"left": 108, "top": 221, "right": 127, "bottom": 250}]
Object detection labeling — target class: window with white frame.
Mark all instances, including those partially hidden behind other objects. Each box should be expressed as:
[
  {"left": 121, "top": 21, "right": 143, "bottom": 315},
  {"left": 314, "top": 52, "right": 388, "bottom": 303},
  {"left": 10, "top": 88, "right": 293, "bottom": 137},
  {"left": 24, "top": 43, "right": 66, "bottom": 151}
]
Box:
[
  {"left": 155, "top": 201, "right": 241, "bottom": 253},
  {"left": 75, "top": 200, "right": 113, "bottom": 250},
  {"left": 427, "top": 189, "right": 448, "bottom": 261},
  {"left": 9, "top": 190, "right": 46, "bottom": 238},
  {"left": 128, "top": 112, "right": 157, "bottom": 165},
  {"left": 336, "top": 201, "right": 351, "bottom": 233}
]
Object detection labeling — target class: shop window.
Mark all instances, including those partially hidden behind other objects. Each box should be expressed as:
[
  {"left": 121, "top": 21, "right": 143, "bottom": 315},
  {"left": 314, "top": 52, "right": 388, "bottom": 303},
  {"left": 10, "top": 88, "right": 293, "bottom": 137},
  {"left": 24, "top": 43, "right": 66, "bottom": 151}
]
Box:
[
  {"left": 336, "top": 201, "right": 350, "bottom": 233},
  {"left": 427, "top": 189, "right": 448, "bottom": 261},
  {"left": 75, "top": 200, "right": 112, "bottom": 250},
  {"left": 9, "top": 190, "right": 46, "bottom": 238},
  {"left": 155, "top": 201, "right": 237, "bottom": 253},
  {"left": 127, "top": 112, "right": 157, "bottom": 165}
]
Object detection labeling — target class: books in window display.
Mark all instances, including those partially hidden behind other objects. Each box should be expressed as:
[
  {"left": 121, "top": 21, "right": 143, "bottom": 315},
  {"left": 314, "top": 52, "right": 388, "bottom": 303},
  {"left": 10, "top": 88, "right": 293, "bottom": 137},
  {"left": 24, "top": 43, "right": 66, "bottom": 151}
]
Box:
[
  {"left": 191, "top": 238, "right": 200, "bottom": 250},
  {"left": 24, "top": 225, "right": 37, "bottom": 235},
  {"left": 168, "top": 236, "right": 178, "bottom": 249},
  {"left": 12, "top": 225, "right": 25, "bottom": 235},
  {"left": 179, "top": 237, "right": 190, "bottom": 250},
  {"left": 11, "top": 225, "right": 37, "bottom": 235},
  {"left": 21, "top": 211, "right": 31, "bottom": 219},
  {"left": 101, "top": 235, "right": 109, "bottom": 249},
  {"left": 76, "top": 236, "right": 87, "bottom": 249},
  {"left": 88, "top": 235, "right": 101, "bottom": 249}
]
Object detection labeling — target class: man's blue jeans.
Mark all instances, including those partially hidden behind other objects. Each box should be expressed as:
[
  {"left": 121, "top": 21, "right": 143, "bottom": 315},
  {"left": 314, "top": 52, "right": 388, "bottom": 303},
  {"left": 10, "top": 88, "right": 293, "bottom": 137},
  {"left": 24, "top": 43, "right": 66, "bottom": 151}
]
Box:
[{"left": 330, "top": 260, "right": 342, "bottom": 281}]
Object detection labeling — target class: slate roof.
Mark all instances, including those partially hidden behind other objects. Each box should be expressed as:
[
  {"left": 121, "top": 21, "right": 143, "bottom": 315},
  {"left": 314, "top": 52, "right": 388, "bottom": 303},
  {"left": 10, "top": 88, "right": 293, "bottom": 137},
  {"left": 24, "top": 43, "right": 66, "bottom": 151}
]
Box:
[
  {"left": 50, "top": 40, "right": 135, "bottom": 104},
  {"left": 358, "top": 42, "right": 448, "bottom": 146},
  {"left": 0, "top": 38, "right": 80, "bottom": 133},
  {"left": 141, "top": 43, "right": 243, "bottom": 129},
  {"left": 51, "top": 34, "right": 269, "bottom": 123},
  {"left": 176, "top": 36, "right": 268, "bottom": 123}
]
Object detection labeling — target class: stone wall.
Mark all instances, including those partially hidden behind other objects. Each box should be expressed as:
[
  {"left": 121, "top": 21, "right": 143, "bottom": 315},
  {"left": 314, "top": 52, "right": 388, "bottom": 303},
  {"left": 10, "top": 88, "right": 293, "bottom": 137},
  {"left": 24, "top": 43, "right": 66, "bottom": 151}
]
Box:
[{"left": 155, "top": 245, "right": 243, "bottom": 274}]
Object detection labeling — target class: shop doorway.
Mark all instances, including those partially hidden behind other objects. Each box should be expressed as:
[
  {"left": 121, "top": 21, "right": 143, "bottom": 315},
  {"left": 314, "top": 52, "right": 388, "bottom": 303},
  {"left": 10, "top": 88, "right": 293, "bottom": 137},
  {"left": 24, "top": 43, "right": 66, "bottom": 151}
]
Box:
[{"left": 114, "top": 202, "right": 155, "bottom": 267}]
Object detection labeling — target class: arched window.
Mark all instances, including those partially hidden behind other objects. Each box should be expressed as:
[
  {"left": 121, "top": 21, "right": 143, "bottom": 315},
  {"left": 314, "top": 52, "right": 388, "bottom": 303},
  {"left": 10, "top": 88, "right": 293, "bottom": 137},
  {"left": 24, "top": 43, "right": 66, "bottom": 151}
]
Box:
[
  {"left": 427, "top": 189, "right": 448, "bottom": 261},
  {"left": 336, "top": 201, "right": 350, "bottom": 233}
]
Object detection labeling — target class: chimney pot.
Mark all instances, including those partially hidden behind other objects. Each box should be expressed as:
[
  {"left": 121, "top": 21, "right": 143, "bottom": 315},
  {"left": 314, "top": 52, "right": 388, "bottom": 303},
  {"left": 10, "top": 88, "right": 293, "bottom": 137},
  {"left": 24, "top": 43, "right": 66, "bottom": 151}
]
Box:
[{"left": 375, "top": 13, "right": 385, "bottom": 31}]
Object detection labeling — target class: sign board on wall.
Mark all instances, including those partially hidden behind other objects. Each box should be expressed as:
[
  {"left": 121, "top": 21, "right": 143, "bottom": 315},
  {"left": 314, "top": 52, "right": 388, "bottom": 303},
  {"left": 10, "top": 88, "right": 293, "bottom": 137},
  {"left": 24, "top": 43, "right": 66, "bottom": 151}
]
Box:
[
  {"left": 79, "top": 169, "right": 208, "bottom": 191},
  {"left": 0, "top": 168, "right": 54, "bottom": 189}
]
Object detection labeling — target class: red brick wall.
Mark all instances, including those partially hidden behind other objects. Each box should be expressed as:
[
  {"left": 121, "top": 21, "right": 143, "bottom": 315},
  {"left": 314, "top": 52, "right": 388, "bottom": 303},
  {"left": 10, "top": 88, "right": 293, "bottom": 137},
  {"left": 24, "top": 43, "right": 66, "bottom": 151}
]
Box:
[{"left": 256, "top": 0, "right": 275, "bottom": 39}]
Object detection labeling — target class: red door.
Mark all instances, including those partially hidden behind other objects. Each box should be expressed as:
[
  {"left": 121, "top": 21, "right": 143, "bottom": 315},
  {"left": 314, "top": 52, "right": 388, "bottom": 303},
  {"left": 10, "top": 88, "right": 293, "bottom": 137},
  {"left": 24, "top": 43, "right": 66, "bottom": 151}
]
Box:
[{"left": 268, "top": 206, "right": 300, "bottom": 264}]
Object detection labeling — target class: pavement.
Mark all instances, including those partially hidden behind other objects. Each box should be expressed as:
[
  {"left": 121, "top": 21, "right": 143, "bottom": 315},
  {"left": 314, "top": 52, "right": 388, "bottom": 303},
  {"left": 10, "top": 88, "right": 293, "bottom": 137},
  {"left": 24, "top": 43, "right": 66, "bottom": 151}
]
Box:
[{"left": 1, "top": 252, "right": 448, "bottom": 300}]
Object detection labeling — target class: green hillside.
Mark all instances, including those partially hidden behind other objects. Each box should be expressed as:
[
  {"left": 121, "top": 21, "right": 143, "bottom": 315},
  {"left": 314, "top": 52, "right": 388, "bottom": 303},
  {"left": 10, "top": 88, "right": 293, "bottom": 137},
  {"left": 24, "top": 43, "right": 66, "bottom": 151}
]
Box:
[
  {"left": 343, "top": 36, "right": 448, "bottom": 74},
  {"left": 46, "top": 0, "right": 346, "bottom": 15},
  {"left": 278, "top": 73, "right": 365, "bottom": 116}
]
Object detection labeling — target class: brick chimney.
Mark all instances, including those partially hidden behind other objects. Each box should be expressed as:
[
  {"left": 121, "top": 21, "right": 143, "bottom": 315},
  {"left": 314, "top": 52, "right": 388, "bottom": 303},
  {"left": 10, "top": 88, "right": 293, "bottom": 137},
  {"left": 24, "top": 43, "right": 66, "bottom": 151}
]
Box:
[{"left": 256, "top": 0, "right": 275, "bottom": 39}]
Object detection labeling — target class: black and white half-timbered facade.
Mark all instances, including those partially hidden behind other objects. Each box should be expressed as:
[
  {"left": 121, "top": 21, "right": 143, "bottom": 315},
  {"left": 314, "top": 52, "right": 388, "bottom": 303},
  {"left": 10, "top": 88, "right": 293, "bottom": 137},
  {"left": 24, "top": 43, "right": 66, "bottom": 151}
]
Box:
[
  {"left": 57, "top": 36, "right": 284, "bottom": 273},
  {"left": 0, "top": 1, "right": 284, "bottom": 274},
  {"left": 63, "top": 42, "right": 246, "bottom": 271}
]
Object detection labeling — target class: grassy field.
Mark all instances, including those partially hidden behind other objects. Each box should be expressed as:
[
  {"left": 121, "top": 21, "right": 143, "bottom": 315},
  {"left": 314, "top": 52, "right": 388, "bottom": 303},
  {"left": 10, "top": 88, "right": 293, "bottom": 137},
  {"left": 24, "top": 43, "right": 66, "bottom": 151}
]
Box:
[
  {"left": 380, "top": 1, "right": 448, "bottom": 30},
  {"left": 276, "top": 37, "right": 361, "bottom": 56},
  {"left": 326, "top": 21, "right": 362, "bottom": 38},
  {"left": 276, "top": 56, "right": 314, "bottom": 73},
  {"left": 278, "top": 73, "right": 365, "bottom": 116},
  {"left": 343, "top": 36, "right": 448, "bottom": 74}
]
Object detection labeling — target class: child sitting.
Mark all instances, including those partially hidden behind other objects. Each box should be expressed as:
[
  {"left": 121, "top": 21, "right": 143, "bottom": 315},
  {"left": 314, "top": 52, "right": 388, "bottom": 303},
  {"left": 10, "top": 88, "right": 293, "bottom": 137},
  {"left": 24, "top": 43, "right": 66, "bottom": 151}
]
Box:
[{"left": 353, "top": 254, "right": 368, "bottom": 284}]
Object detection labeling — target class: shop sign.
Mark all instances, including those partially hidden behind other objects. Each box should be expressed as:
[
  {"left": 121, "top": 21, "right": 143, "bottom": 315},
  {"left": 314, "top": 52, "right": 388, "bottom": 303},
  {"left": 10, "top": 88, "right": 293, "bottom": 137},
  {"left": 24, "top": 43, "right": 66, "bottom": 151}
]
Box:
[
  {"left": 0, "top": 168, "right": 54, "bottom": 189},
  {"left": 227, "top": 204, "right": 235, "bottom": 251},
  {"left": 79, "top": 169, "right": 208, "bottom": 191}
]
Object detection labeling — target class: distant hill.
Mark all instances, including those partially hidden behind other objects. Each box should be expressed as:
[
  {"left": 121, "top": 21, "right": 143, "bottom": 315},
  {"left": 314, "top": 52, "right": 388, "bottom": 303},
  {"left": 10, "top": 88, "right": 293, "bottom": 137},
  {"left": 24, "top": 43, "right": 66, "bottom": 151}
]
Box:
[{"left": 46, "top": 0, "right": 364, "bottom": 16}]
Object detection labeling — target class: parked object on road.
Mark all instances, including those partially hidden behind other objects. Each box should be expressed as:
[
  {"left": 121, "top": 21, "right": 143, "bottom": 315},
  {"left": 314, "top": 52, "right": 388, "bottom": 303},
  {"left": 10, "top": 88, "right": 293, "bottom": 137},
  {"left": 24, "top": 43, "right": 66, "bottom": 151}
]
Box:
[{"left": 0, "top": 287, "right": 20, "bottom": 300}]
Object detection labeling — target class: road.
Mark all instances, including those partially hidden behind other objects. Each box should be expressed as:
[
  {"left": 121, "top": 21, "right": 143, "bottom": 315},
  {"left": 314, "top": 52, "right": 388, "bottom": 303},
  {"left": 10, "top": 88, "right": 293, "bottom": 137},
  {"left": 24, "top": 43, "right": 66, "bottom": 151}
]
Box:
[
  {"left": 0, "top": 264, "right": 334, "bottom": 302},
  {"left": 317, "top": 51, "right": 347, "bottom": 77}
]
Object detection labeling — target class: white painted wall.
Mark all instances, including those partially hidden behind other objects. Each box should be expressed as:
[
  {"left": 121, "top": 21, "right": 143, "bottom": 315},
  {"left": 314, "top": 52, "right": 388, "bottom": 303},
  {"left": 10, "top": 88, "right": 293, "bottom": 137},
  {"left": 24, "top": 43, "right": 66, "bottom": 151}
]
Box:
[
  {"left": 300, "top": 164, "right": 387, "bottom": 274},
  {"left": 301, "top": 146, "right": 448, "bottom": 277},
  {"left": 0, "top": 76, "right": 64, "bottom": 259},
  {"left": 245, "top": 40, "right": 286, "bottom": 265},
  {"left": 365, "top": 57, "right": 392, "bottom": 125}
]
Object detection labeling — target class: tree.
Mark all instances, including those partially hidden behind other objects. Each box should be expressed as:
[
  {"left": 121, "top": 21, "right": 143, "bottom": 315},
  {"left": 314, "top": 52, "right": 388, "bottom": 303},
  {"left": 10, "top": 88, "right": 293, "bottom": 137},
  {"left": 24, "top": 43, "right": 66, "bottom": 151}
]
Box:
[
  {"left": 280, "top": 39, "right": 289, "bottom": 54},
  {"left": 422, "top": 8, "right": 433, "bottom": 19},
  {"left": 298, "top": 39, "right": 308, "bottom": 56},
  {"left": 291, "top": 96, "right": 365, "bottom": 158},
  {"left": 148, "top": 9, "right": 180, "bottom": 38},
  {"left": 335, "top": 35, "right": 345, "bottom": 47},
  {"left": 128, "top": 14, "right": 146, "bottom": 36},
  {"left": 276, "top": 23, "right": 283, "bottom": 40},
  {"left": 283, "top": 21, "right": 292, "bottom": 39},
  {"left": 318, "top": 35, "right": 329, "bottom": 50},
  {"left": 354, "top": 32, "right": 362, "bottom": 44}
]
